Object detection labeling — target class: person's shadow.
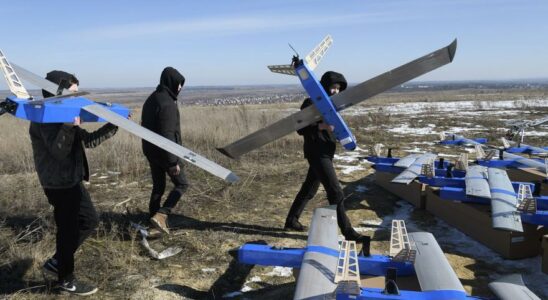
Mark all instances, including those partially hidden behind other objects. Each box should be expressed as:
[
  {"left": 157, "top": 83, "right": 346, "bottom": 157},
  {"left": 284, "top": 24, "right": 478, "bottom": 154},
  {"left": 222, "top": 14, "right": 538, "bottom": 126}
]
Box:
[
  {"left": 99, "top": 210, "right": 307, "bottom": 241},
  {"left": 0, "top": 258, "right": 47, "bottom": 295},
  {"left": 155, "top": 241, "right": 295, "bottom": 299}
]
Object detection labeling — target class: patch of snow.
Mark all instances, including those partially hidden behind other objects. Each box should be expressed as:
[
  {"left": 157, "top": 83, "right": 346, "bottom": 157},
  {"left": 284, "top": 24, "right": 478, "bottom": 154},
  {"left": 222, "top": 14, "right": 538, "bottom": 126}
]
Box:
[
  {"left": 355, "top": 185, "right": 369, "bottom": 193},
  {"left": 249, "top": 276, "right": 262, "bottom": 282},
  {"left": 361, "top": 219, "right": 383, "bottom": 226},
  {"left": 403, "top": 147, "right": 424, "bottom": 154},
  {"left": 522, "top": 131, "right": 548, "bottom": 137},
  {"left": 241, "top": 286, "right": 253, "bottom": 292},
  {"left": 107, "top": 170, "right": 121, "bottom": 175},
  {"left": 334, "top": 154, "right": 358, "bottom": 163},
  {"left": 355, "top": 218, "right": 384, "bottom": 233},
  {"left": 410, "top": 141, "right": 436, "bottom": 145},
  {"left": 201, "top": 268, "right": 216, "bottom": 273},
  {"left": 98, "top": 175, "right": 108, "bottom": 179},
  {"left": 345, "top": 100, "right": 548, "bottom": 119},
  {"left": 339, "top": 165, "right": 365, "bottom": 174},
  {"left": 445, "top": 126, "right": 486, "bottom": 133},
  {"left": 387, "top": 124, "right": 437, "bottom": 135},
  {"left": 223, "top": 276, "right": 263, "bottom": 298},
  {"left": 438, "top": 153, "right": 459, "bottom": 158},
  {"left": 223, "top": 291, "right": 242, "bottom": 298},
  {"left": 265, "top": 266, "right": 293, "bottom": 277}
]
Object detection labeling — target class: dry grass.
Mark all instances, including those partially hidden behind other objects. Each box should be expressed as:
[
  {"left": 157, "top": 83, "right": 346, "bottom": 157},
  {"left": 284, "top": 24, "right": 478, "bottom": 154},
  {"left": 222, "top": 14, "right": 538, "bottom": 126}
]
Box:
[{"left": 0, "top": 89, "right": 547, "bottom": 299}]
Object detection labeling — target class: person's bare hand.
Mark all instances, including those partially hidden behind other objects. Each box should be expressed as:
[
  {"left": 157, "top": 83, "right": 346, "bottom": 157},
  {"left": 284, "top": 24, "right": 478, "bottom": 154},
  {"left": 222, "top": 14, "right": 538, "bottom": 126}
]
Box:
[
  {"left": 65, "top": 116, "right": 81, "bottom": 127},
  {"left": 169, "top": 165, "right": 180, "bottom": 176},
  {"left": 318, "top": 122, "right": 334, "bottom": 132}
]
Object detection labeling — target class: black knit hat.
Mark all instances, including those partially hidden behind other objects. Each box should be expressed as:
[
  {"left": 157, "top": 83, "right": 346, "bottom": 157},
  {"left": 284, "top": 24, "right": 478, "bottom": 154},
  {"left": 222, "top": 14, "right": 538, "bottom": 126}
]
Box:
[{"left": 42, "top": 70, "right": 79, "bottom": 98}]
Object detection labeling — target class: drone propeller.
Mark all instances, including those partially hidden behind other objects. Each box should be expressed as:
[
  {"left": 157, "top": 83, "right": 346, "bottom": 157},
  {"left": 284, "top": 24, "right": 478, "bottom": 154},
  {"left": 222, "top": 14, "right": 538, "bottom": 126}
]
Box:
[{"left": 0, "top": 101, "right": 16, "bottom": 117}]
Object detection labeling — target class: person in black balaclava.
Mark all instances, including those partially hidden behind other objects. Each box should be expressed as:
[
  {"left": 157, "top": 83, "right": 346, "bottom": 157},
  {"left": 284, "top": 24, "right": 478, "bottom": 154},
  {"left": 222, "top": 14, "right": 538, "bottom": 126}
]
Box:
[
  {"left": 141, "top": 67, "right": 189, "bottom": 235},
  {"left": 31, "top": 70, "right": 119, "bottom": 296},
  {"left": 285, "top": 71, "right": 370, "bottom": 250}
]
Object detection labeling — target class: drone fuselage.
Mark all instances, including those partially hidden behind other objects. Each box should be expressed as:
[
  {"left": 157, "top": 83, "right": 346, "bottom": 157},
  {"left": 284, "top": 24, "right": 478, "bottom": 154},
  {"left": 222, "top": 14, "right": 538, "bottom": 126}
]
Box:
[
  {"left": 4, "top": 96, "right": 130, "bottom": 123},
  {"left": 293, "top": 60, "right": 357, "bottom": 151}
]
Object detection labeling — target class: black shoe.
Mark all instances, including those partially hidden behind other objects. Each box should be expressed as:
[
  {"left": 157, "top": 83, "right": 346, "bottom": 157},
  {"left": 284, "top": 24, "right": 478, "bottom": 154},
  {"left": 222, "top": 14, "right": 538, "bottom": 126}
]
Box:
[
  {"left": 343, "top": 229, "right": 362, "bottom": 241},
  {"left": 344, "top": 231, "right": 371, "bottom": 256},
  {"left": 42, "top": 258, "right": 58, "bottom": 277},
  {"left": 58, "top": 279, "right": 98, "bottom": 296},
  {"left": 344, "top": 228, "right": 370, "bottom": 242},
  {"left": 284, "top": 219, "right": 306, "bottom": 232}
]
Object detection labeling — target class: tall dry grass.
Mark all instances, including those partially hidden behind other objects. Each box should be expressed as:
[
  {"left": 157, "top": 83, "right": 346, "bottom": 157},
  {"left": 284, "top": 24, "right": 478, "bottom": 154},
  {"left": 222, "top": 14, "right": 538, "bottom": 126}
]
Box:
[
  {"left": 0, "top": 102, "right": 303, "bottom": 180},
  {"left": 0, "top": 90, "right": 546, "bottom": 298}
]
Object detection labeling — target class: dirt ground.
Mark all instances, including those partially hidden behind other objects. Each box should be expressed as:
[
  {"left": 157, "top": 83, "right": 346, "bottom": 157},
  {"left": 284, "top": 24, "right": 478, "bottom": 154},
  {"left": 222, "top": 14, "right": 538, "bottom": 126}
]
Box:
[{"left": 0, "top": 91, "right": 547, "bottom": 299}]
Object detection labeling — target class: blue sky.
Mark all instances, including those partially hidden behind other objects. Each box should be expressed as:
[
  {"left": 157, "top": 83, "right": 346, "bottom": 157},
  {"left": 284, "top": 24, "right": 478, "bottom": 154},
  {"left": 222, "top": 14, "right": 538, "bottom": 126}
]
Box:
[{"left": 1, "top": 0, "right": 547, "bottom": 88}]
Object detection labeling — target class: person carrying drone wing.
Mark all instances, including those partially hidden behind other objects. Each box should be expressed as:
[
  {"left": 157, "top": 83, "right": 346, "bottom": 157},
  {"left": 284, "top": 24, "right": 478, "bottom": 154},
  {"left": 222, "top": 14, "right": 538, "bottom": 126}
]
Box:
[
  {"left": 30, "top": 71, "right": 119, "bottom": 296},
  {"left": 285, "top": 71, "right": 370, "bottom": 251},
  {"left": 141, "top": 67, "right": 189, "bottom": 235}
]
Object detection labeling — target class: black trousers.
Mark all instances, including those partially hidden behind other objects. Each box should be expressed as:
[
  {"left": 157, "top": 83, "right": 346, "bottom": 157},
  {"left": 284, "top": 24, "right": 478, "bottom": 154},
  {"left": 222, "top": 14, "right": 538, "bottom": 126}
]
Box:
[
  {"left": 44, "top": 182, "right": 98, "bottom": 282},
  {"left": 148, "top": 160, "right": 189, "bottom": 216},
  {"left": 286, "top": 156, "right": 355, "bottom": 237}
]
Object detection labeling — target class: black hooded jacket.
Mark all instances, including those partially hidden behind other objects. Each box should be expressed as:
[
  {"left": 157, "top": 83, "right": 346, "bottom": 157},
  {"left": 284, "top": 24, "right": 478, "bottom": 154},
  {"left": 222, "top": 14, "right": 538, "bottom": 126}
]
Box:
[
  {"left": 141, "top": 67, "right": 186, "bottom": 168},
  {"left": 297, "top": 71, "right": 347, "bottom": 159}
]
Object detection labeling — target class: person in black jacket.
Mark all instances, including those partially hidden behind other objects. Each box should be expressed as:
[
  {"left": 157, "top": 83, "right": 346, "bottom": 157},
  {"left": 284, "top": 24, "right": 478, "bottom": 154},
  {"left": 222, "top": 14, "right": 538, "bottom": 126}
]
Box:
[
  {"left": 31, "top": 71, "right": 118, "bottom": 296},
  {"left": 285, "top": 71, "right": 369, "bottom": 247},
  {"left": 141, "top": 67, "right": 189, "bottom": 235}
]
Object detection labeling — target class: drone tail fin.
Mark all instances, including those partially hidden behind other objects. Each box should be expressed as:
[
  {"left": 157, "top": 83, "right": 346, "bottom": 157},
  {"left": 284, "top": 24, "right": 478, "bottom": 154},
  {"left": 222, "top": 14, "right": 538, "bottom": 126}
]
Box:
[
  {"left": 267, "top": 34, "right": 333, "bottom": 76},
  {"left": 0, "top": 49, "right": 31, "bottom": 99},
  {"left": 304, "top": 34, "right": 333, "bottom": 70}
]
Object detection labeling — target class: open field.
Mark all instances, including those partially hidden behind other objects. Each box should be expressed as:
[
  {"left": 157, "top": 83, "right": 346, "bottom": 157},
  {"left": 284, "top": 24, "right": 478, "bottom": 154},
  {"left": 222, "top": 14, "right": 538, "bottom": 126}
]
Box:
[{"left": 0, "top": 87, "right": 547, "bottom": 299}]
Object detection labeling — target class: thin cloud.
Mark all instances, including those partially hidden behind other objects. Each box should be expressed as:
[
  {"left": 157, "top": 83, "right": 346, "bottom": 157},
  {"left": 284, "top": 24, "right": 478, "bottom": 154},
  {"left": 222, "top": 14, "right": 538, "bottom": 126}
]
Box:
[{"left": 80, "top": 12, "right": 416, "bottom": 40}]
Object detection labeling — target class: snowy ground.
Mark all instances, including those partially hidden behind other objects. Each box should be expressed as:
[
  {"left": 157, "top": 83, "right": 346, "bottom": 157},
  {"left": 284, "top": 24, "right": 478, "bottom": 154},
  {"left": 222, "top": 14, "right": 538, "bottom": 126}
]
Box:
[
  {"left": 327, "top": 98, "right": 548, "bottom": 297},
  {"left": 187, "top": 98, "right": 547, "bottom": 299},
  {"left": 343, "top": 99, "right": 548, "bottom": 117}
]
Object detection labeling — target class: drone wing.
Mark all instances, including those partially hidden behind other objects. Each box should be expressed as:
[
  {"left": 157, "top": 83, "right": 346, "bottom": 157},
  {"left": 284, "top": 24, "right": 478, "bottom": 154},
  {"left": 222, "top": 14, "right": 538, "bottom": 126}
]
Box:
[
  {"left": 488, "top": 167, "right": 522, "bottom": 232},
  {"left": 465, "top": 165, "right": 491, "bottom": 198},
  {"left": 488, "top": 274, "right": 541, "bottom": 300},
  {"left": 82, "top": 104, "right": 239, "bottom": 183},
  {"left": 391, "top": 153, "right": 437, "bottom": 184}
]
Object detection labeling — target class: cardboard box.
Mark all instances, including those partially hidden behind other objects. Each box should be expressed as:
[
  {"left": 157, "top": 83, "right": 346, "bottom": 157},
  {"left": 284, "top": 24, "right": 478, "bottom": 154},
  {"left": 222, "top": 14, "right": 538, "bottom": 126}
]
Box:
[
  {"left": 426, "top": 186, "right": 543, "bottom": 259},
  {"left": 375, "top": 171, "right": 426, "bottom": 208},
  {"left": 505, "top": 168, "right": 547, "bottom": 196},
  {"left": 361, "top": 275, "right": 420, "bottom": 292},
  {"left": 543, "top": 235, "right": 548, "bottom": 274}
]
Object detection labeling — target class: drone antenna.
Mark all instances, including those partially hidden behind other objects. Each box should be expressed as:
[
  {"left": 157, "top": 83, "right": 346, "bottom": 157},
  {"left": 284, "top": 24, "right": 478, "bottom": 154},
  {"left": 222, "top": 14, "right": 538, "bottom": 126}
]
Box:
[{"left": 288, "top": 43, "right": 300, "bottom": 58}]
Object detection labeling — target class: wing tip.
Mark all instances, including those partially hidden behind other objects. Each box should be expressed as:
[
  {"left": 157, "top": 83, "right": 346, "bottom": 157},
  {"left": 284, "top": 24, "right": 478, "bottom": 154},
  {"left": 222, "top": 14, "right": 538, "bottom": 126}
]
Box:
[
  {"left": 225, "top": 172, "right": 240, "bottom": 183},
  {"left": 217, "top": 147, "right": 238, "bottom": 159},
  {"left": 448, "top": 38, "right": 457, "bottom": 62}
]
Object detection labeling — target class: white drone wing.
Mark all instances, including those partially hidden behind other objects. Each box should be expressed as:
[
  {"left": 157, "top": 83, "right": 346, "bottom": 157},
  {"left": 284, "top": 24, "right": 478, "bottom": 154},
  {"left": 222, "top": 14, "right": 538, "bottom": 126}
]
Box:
[
  {"left": 391, "top": 153, "right": 437, "bottom": 184},
  {"left": 488, "top": 168, "right": 522, "bottom": 232},
  {"left": 83, "top": 104, "right": 239, "bottom": 183}
]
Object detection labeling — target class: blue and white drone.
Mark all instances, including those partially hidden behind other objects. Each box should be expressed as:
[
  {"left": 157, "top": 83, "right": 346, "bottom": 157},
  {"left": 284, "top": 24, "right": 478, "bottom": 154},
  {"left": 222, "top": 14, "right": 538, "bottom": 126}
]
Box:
[{"left": 0, "top": 49, "right": 238, "bottom": 183}]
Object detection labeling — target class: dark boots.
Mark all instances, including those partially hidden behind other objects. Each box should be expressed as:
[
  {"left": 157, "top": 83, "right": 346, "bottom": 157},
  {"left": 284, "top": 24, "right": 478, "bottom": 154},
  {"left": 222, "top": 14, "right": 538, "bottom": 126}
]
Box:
[{"left": 284, "top": 218, "right": 306, "bottom": 232}]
